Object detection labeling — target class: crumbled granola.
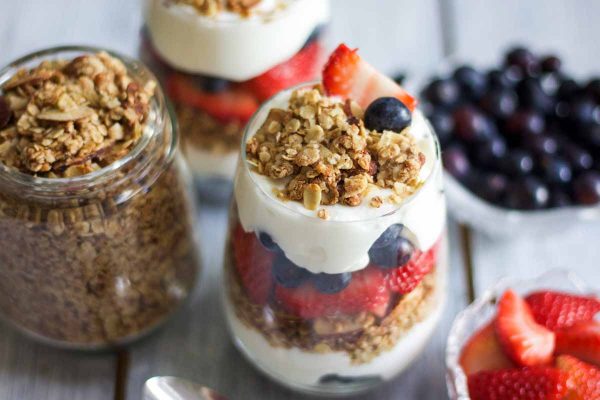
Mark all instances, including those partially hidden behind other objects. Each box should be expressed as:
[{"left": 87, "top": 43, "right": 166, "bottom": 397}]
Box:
[
  {"left": 171, "top": 0, "right": 262, "bottom": 16},
  {"left": 0, "top": 52, "right": 156, "bottom": 177},
  {"left": 246, "top": 86, "right": 425, "bottom": 210}
]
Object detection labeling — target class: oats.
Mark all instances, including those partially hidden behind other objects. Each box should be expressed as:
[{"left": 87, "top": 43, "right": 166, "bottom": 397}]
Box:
[
  {"left": 303, "top": 183, "right": 322, "bottom": 210},
  {"left": 317, "top": 208, "right": 329, "bottom": 220},
  {"left": 370, "top": 196, "right": 383, "bottom": 208}
]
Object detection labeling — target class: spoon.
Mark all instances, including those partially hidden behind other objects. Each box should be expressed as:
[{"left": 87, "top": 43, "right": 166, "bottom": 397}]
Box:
[{"left": 144, "top": 376, "right": 228, "bottom": 400}]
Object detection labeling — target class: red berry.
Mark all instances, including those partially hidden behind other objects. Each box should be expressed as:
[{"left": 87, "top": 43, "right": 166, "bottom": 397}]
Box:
[
  {"left": 386, "top": 239, "right": 440, "bottom": 294},
  {"left": 232, "top": 224, "right": 275, "bottom": 305},
  {"left": 244, "top": 42, "right": 324, "bottom": 101},
  {"left": 525, "top": 291, "right": 600, "bottom": 331},
  {"left": 467, "top": 367, "right": 568, "bottom": 400},
  {"left": 275, "top": 267, "right": 390, "bottom": 319},
  {"left": 495, "top": 289, "right": 556, "bottom": 366},
  {"left": 322, "top": 44, "right": 417, "bottom": 111},
  {"left": 459, "top": 322, "right": 515, "bottom": 376},
  {"left": 166, "top": 73, "right": 259, "bottom": 124},
  {"left": 556, "top": 321, "right": 600, "bottom": 367},
  {"left": 556, "top": 354, "right": 600, "bottom": 400}
]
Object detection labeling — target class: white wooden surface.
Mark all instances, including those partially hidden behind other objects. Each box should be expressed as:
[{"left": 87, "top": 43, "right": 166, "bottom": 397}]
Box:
[{"left": 0, "top": 1, "right": 599, "bottom": 399}]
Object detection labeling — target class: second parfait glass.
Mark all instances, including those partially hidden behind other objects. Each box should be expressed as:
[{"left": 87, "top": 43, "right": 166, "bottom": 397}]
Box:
[{"left": 222, "top": 85, "right": 448, "bottom": 396}]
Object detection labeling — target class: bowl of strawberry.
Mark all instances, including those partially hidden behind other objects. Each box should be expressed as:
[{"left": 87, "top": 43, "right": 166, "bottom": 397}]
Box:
[
  {"left": 420, "top": 47, "right": 600, "bottom": 236},
  {"left": 446, "top": 270, "right": 600, "bottom": 399}
]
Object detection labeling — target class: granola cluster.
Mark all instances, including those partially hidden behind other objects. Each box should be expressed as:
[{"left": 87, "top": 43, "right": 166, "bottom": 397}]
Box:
[
  {"left": 246, "top": 86, "right": 425, "bottom": 210},
  {"left": 0, "top": 52, "right": 155, "bottom": 178},
  {"left": 172, "top": 0, "right": 262, "bottom": 16}
]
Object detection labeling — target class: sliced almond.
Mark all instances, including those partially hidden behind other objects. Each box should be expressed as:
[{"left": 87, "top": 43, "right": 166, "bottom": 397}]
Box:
[
  {"left": 37, "top": 107, "right": 95, "bottom": 122},
  {"left": 303, "top": 183, "right": 322, "bottom": 211}
]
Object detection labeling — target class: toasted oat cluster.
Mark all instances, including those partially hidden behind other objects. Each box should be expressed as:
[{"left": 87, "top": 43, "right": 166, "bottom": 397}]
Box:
[
  {"left": 0, "top": 52, "right": 156, "bottom": 178},
  {"left": 172, "top": 0, "right": 262, "bottom": 16},
  {"left": 246, "top": 86, "right": 425, "bottom": 209}
]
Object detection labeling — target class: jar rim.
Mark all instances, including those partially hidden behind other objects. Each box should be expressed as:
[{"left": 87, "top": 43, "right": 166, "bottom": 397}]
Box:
[
  {"left": 239, "top": 81, "right": 443, "bottom": 224},
  {"left": 0, "top": 45, "right": 176, "bottom": 191}
]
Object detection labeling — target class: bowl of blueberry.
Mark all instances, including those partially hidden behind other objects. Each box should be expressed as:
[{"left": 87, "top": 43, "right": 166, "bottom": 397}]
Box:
[{"left": 419, "top": 46, "right": 600, "bottom": 236}]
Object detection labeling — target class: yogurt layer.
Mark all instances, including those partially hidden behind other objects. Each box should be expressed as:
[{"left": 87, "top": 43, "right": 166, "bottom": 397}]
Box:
[
  {"left": 144, "top": 0, "right": 330, "bottom": 81},
  {"left": 234, "top": 89, "right": 446, "bottom": 274}
]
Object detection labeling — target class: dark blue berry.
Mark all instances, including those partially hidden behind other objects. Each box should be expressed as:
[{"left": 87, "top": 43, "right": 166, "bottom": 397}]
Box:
[
  {"left": 517, "top": 78, "right": 554, "bottom": 114},
  {"left": 428, "top": 110, "right": 454, "bottom": 146},
  {"left": 201, "top": 77, "right": 230, "bottom": 93},
  {"left": 563, "top": 142, "right": 593, "bottom": 171},
  {"left": 570, "top": 97, "right": 600, "bottom": 126},
  {"left": 541, "top": 55, "right": 562, "bottom": 74},
  {"left": 539, "top": 156, "right": 572, "bottom": 185},
  {"left": 443, "top": 145, "right": 471, "bottom": 180},
  {"left": 506, "top": 110, "right": 546, "bottom": 137},
  {"left": 505, "top": 176, "right": 549, "bottom": 210},
  {"left": 258, "top": 232, "right": 281, "bottom": 252},
  {"left": 369, "top": 237, "right": 414, "bottom": 269},
  {"left": 573, "top": 171, "right": 600, "bottom": 205},
  {"left": 505, "top": 47, "right": 540, "bottom": 77},
  {"left": 273, "top": 254, "right": 311, "bottom": 288},
  {"left": 549, "top": 189, "right": 572, "bottom": 208},
  {"left": 473, "top": 136, "right": 507, "bottom": 167},
  {"left": 371, "top": 224, "right": 403, "bottom": 249},
  {"left": 501, "top": 149, "right": 534, "bottom": 176},
  {"left": 453, "top": 65, "right": 487, "bottom": 99},
  {"left": 523, "top": 134, "right": 558, "bottom": 156},
  {"left": 453, "top": 106, "right": 495, "bottom": 142},
  {"left": 364, "top": 97, "right": 412, "bottom": 133},
  {"left": 480, "top": 88, "right": 518, "bottom": 119},
  {"left": 475, "top": 172, "right": 508, "bottom": 204},
  {"left": 313, "top": 272, "right": 352, "bottom": 294},
  {"left": 422, "top": 78, "right": 460, "bottom": 107}
]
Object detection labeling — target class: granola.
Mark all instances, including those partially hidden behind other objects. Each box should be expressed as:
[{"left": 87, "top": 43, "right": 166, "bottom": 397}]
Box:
[
  {"left": 246, "top": 86, "right": 425, "bottom": 209},
  {"left": 0, "top": 52, "right": 155, "bottom": 178},
  {"left": 171, "top": 0, "right": 262, "bottom": 16}
]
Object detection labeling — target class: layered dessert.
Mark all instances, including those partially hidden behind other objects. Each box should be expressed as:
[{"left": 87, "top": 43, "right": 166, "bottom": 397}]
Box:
[
  {"left": 456, "top": 288, "right": 600, "bottom": 399},
  {"left": 223, "top": 45, "right": 447, "bottom": 395},
  {"left": 141, "top": 0, "right": 330, "bottom": 182}
]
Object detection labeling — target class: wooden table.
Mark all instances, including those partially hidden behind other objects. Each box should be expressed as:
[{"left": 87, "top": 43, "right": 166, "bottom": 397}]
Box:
[{"left": 1, "top": 1, "right": 599, "bottom": 399}]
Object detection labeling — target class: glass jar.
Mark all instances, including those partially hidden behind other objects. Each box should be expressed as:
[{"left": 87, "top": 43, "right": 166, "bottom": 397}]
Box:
[
  {"left": 222, "top": 86, "right": 448, "bottom": 396},
  {"left": 0, "top": 47, "right": 200, "bottom": 350},
  {"left": 139, "top": 0, "right": 330, "bottom": 197}
]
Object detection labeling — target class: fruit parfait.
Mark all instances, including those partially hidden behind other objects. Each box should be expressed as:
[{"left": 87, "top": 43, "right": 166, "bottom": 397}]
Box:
[
  {"left": 447, "top": 271, "right": 600, "bottom": 400},
  {"left": 141, "top": 0, "right": 330, "bottom": 188},
  {"left": 223, "top": 44, "right": 447, "bottom": 395}
]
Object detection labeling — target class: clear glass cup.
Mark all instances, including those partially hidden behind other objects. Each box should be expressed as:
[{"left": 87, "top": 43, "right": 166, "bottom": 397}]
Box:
[
  {"left": 222, "top": 85, "right": 448, "bottom": 396},
  {"left": 139, "top": 0, "right": 330, "bottom": 198},
  {"left": 0, "top": 46, "right": 200, "bottom": 350},
  {"left": 446, "top": 270, "right": 595, "bottom": 400}
]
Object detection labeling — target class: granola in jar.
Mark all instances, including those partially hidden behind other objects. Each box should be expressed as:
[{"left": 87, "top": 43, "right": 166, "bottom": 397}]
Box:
[{"left": 0, "top": 47, "right": 199, "bottom": 349}]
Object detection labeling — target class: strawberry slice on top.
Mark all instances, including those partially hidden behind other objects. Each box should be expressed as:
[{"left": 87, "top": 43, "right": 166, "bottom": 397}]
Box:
[
  {"left": 322, "top": 44, "right": 417, "bottom": 112},
  {"left": 525, "top": 290, "right": 600, "bottom": 331},
  {"left": 495, "top": 289, "right": 556, "bottom": 367}
]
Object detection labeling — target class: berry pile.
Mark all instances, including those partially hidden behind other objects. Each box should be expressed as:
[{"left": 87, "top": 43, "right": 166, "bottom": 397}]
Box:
[
  {"left": 232, "top": 224, "right": 440, "bottom": 320},
  {"left": 422, "top": 47, "right": 600, "bottom": 210},
  {"left": 459, "top": 289, "right": 600, "bottom": 399}
]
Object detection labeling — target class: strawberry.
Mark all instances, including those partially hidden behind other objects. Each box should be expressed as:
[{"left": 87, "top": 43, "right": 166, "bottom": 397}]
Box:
[
  {"left": 232, "top": 224, "right": 275, "bottom": 305},
  {"left": 244, "top": 42, "right": 323, "bottom": 101},
  {"left": 556, "top": 354, "right": 600, "bottom": 400},
  {"left": 526, "top": 291, "right": 600, "bottom": 331},
  {"left": 386, "top": 239, "right": 440, "bottom": 294},
  {"left": 467, "top": 367, "right": 568, "bottom": 400},
  {"left": 459, "top": 322, "right": 515, "bottom": 376},
  {"left": 556, "top": 321, "right": 600, "bottom": 367},
  {"left": 166, "top": 73, "right": 259, "bottom": 124},
  {"left": 275, "top": 267, "right": 390, "bottom": 319},
  {"left": 495, "top": 289, "right": 556, "bottom": 366},
  {"left": 322, "top": 44, "right": 417, "bottom": 112}
]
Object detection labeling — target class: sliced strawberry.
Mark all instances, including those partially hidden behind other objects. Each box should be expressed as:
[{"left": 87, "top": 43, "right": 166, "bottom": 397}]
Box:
[
  {"left": 495, "top": 289, "right": 556, "bottom": 366},
  {"left": 467, "top": 367, "right": 568, "bottom": 400},
  {"left": 525, "top": 291, "right": 600, "bottom": 331},
  {"left": 556, "top": 354, "right": 600, "bottom": 400},
  {"left": 322, "top": 44, "right": 417, "bottom": 112},
  {"left": 275, "top": 267, "right": 390, "bottom": 319},
  {"left": 232, "top": 224, "right": 275, "bottom": 305},
  {"left": 166, "top": 73, "right": 259, "bottom": 124},
  {"left": 556, "top": 321, "right": 600, "bottom": 367},
  {"left": 385, "top": 239, "right": 440, "bottom": 294},
  {"left": 459, "top": 322, "right": 515, "bottom": 376},
  {"left": 244, "top": 42, "right": 324, "bottom": 101}
]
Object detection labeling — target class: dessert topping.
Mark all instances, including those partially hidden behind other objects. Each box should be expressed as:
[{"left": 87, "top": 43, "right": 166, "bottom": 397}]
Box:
[
  {"left": 0, "top": 52, "right": 156, "bottom": 178},
  {"left": 171, "top": 0, "right": 264, "bottom": 17}
]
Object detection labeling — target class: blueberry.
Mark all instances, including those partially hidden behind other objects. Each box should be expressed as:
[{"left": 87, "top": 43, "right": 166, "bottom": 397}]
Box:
[
  {"left": 505, "top": 46, "right": 540, "bottom": 77},
  {"left": 474, "top": 172, "right": 509, "bottom": 203},
  {"left": 563, "top": 142, "right": 593, "bottom": 171},
  {"left": 573, "top": 171, "right": 600, "bottom": 205},
  {"left": 480, "top": 88, "right": 518, "bottom": 119},
  {"left": 506, "top": 110, "right": 546, "bottom": 137},
  {"left": 584, "top": 78, "right": 600, "bottom": 102},
  {"left": 582, "top": 123, "right": 600, "bottom": 148},
  {"left": 196, "top": 76, "right": 229, "bottom": 93},
  {"left": 549, "top": 188, "right": 572, "bottom": 208},
  {"left": 473, "top": 136, "right": 507, "bottom": 167},
  {"left": 422, "top": 78, "right": 460, "bottom": 107},
  {"left": 523, "top": 134, "right": 558, "bottom": 156},
  {"left": 364, "top": 97, "right": 412, "bottom": 133},
  {"left": 258, "top": 232, "right": 281, "bottom": 252},
  {"left": 501, "top": 149, "right": 534, "bottom": 176},
  {"left": 488, "top": 69, "right": 518, "bottom": 89},
  {"left": 517, "top": 78, "right": 554, "bottom": 114},
  {"left": 371, "top": 224, "right": 403, "bottom": 249},
  {"left": 557, "top": 79, "right": 581, "bottom": 102},
  {"left": 273, "top": 254, "right": 312, "bottom": 288},
  {"left": 443, "top": 145, "right": 471, "bottom": 180},
  {"left": 570, "top": 97, "right": 600, "bottom": 126},
  {"left": 313, "top": 272, "right": 352, "bottom": 294},
  {"left": 505, "top": 176, "right": 550, "bottom": 210},
  {"left": 453, "top": 106, "right": 495, "bottom": 142},
  {"left": 453, "top": 65, "right": 487, "bottom": 99},
  {"left": 369, "top": 237, "right": 414, "bottom": 269},
  {"left": 428, "top": 110, "right": 454, "bottom": 146},
  {"left": 539, "top": 155, "right": 572, "bottom": 184},
  {"left": 541, "top": 55, "right": 562, "bottom": 74}
]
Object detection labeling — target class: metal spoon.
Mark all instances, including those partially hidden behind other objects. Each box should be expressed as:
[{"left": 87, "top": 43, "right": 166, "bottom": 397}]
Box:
[{"left": 144, "top": 376, "right": 228, "bottom": 400}]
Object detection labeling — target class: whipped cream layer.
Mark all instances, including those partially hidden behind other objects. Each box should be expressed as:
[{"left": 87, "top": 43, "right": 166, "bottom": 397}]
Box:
[
  {"left": 224, "top": 244, "right": 447, "bottom": 390},
  {"left": 144, "top": 0, "right": 330, "bottom": 81},
  {"left": 234, "top": 89, "right": 446, "bottom": 274}
]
